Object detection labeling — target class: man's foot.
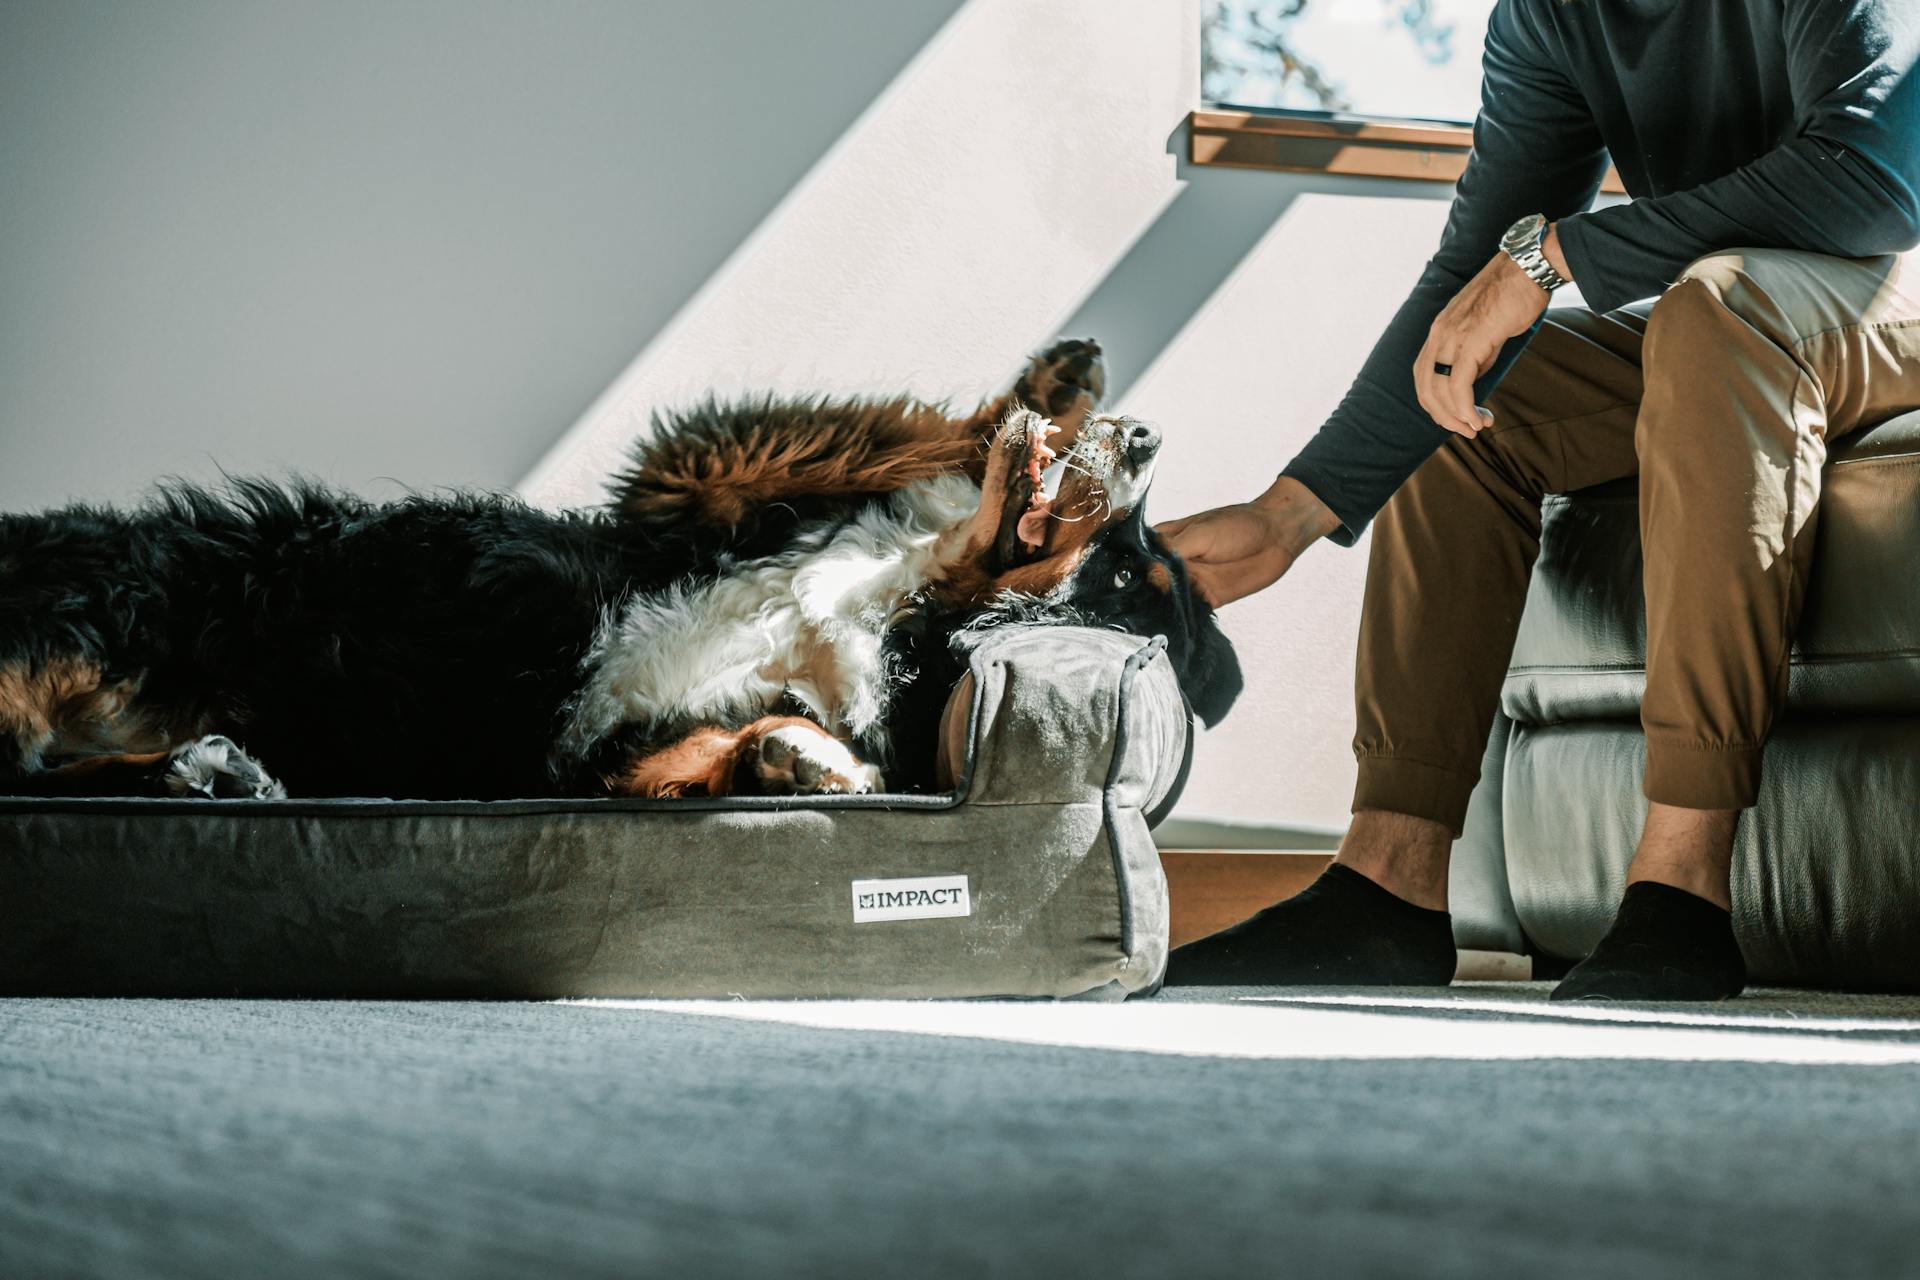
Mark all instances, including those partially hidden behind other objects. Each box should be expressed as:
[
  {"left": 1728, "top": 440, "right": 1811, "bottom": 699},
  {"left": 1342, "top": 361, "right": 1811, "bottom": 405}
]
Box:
[
  {"left": 1164, "top": 863, "right": 1457, "bottom": 987},
  {"left": 1550, "top": 881, "right": 1746, "bottom": 1002}
]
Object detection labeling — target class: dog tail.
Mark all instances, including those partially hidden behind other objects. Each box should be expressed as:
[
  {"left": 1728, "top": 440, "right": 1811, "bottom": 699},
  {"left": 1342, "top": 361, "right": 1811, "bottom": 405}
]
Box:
[{"left": 608, "top": 393, "right": 980, "bottom": 536}]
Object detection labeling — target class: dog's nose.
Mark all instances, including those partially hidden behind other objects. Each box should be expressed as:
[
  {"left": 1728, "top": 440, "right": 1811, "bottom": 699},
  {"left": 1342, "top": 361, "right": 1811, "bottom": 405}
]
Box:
[{"left": 1122, "top": 420, "right": 1161, "bottom": 467}]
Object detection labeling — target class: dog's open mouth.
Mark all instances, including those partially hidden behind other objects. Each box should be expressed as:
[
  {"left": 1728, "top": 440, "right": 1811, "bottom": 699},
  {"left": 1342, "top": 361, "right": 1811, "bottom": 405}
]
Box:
[
  {"left": 994, "top": 416, "right": 1090, "bottom": 568},
  {"left": 1011, "top": 421, "right": 1061, "bottom": 552},
  {"left": 996, "top": 412, "right": 1157, "bottom": 567},
  {"left": 957, "top": 409, "right": 1159, "bottom": 581}
]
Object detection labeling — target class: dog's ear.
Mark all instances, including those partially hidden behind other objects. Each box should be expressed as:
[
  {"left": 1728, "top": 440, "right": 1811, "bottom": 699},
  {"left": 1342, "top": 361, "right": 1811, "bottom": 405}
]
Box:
[{"left": 1181, "top": 614, "right": 1243, "bottom": 728}]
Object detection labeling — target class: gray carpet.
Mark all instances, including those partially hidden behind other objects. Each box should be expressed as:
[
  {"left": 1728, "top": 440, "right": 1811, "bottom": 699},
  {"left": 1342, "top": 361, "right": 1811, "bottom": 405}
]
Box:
[{"left": 5, "top": 986, "right": 1920, "bottom": 1278}]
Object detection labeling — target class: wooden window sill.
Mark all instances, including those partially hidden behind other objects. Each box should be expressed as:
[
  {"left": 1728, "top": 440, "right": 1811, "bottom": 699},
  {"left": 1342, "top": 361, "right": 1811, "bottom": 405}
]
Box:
[{"left": 1188, "top": 108, "right": 1626, "bottom": 195}]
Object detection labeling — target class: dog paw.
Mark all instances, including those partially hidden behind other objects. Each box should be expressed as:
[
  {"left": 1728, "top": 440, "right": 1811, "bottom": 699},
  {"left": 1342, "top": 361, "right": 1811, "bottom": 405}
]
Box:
[
  {"left": 752, "top": 724, "right": 883, "bottom": 796},
  {"left": 1014, "top": 338, "right": 1105, "bottom": 430},
  {"left": 164, "top": 735, "right": 288, "bottom": 800}
]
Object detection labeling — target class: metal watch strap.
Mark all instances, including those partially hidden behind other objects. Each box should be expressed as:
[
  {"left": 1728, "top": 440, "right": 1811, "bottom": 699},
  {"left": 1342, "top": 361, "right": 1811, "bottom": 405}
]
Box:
[
  {"left": 1514, "top": 246, "right": 1566, "bottom": 292},
  {"left": 1505, "top": 217, "right": 1568, "bottom": 293}
]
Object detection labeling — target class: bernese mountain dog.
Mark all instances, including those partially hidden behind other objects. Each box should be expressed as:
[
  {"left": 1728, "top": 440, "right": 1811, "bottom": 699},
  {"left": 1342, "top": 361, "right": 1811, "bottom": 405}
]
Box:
[{"left": 0, "top": 340, "right": 1239, "bottom": 801}]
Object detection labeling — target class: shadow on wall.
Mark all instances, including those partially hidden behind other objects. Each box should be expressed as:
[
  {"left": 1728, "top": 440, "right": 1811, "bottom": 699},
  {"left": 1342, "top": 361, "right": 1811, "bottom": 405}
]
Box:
[
  {"left": 0, "top": 0, "right": 971, "bottom": 510},
  {"left": 1052, "top": 122, "right": 1459, "bottom": 407},
  {"left": 517, "top": 0, "right": 1210, "bottom": 510},
  {"left": 1048, "top": 124, "right": 1302, "bottom": 407}
]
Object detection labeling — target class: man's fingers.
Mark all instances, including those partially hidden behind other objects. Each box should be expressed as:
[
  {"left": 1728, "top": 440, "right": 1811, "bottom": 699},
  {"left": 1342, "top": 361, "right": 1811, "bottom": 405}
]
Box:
[
  {"left": 1412, "top": 336, "right": 1453, "bottom": 435},
  {"left": 1432, "top": 348, "right": 1482, "bottom": 437},
  {"left": 1415, "top": 328, "right": 1481, "bottom": 438},
  {"left": 1441, "top": 358, "right": 1483, "bottom": 436},
  {"left": 1418, "top": 351, "right": 1478, "bottom": 438},
  {"left": 1187, "top": 561, "right": 1231, "bottom": 610},
  {"left": 1154, "top": 514, "right": 1193, "bottom": 540}
]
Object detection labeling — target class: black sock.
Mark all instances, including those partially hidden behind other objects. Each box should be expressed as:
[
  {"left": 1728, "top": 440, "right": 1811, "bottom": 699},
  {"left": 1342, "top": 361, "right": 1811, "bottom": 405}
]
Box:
[
  {"left": 1164, "top": 863, "right": 1456, "bottom": 987},
  {"left": 1550, "top": 881, "right": 1746, "bottom": 1002}
]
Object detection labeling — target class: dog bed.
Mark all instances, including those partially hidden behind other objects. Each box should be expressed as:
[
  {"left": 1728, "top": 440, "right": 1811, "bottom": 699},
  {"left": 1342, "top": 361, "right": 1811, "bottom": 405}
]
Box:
[{"left": 0, "top": 627, "right": 1190, "bottom": 999}]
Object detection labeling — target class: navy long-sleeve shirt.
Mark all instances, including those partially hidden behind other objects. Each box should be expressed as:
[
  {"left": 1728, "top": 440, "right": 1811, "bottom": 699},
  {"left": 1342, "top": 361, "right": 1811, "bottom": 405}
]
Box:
[{"left": 1281, "top": 0, "right": 1920, "bottom": 546}]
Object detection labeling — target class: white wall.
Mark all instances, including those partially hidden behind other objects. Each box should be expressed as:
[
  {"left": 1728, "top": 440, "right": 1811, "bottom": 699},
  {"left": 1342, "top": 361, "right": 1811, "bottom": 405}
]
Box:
[
  {"left": 2, "top": 0, "right": 1557, "bottom": 835},
  {"left": 0, "top": 0, "right": 966, "bottom": 506},
  {"left": 518, "top": 0, "right": 1208, "bottom": 502}
]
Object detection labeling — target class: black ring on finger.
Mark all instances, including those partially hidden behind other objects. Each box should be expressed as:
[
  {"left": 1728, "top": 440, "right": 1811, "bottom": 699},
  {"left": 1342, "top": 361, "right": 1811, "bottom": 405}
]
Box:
[{"left": 1432, "top": 361, "right": 1454, "bottom": 376}]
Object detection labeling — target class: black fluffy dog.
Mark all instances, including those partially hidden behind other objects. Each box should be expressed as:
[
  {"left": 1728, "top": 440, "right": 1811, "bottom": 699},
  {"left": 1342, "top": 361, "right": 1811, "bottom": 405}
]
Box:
[{"left": 0, "top": 341, "right": 1240, "bottom": 800}]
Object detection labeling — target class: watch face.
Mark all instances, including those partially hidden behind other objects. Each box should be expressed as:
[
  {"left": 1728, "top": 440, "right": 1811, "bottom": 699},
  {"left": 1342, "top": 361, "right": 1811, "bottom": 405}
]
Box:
[{"left": 1503, "top": 213, "right": 1544, "bottom": 252}]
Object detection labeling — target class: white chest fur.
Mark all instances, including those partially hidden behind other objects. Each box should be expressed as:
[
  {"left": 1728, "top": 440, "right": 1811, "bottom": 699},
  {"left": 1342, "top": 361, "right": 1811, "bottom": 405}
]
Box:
[{"left": 556, "top": 476, "right": 979, "bottom": 764}]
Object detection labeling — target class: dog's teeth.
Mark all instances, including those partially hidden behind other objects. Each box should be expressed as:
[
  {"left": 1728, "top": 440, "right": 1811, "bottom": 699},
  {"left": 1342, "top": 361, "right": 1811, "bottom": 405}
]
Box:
[{"left": 1039, "top": 459, "right": 1066, "bottom": 501}]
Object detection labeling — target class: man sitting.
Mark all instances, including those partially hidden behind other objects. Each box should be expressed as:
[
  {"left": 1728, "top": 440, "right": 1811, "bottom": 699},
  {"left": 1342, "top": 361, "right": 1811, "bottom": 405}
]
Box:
[{"left": 1160, "top": 0, "right": 1920, "bottom": 1000}]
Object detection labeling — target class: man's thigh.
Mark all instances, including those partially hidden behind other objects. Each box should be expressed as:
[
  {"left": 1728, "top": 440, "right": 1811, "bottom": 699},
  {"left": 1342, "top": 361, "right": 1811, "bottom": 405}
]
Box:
[
  {"left": 1474, "top": 304, "right": 1650, "bottom": 497},
  {"left": 1661, "top": 247, "right": 1920, "bottom": 436}
]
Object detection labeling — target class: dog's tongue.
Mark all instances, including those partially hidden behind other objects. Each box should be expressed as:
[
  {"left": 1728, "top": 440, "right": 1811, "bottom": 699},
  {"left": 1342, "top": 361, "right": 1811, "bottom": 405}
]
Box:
[
  {"left": 1016, "top": 429, "right": 1062, "bottom": 550},
  {"left": 1016, "top": 498, "right": 1052, "bottom": 549}
]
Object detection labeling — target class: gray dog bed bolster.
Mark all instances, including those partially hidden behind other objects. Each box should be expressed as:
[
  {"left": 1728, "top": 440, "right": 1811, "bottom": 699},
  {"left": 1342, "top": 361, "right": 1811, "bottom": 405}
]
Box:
[{"left": 0, "top": 626, "right": 1190, "bottom": 999}]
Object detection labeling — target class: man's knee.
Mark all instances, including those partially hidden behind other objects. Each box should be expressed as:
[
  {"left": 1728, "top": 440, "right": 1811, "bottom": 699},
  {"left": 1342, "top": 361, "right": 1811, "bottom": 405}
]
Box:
[
  {"left": 1645, "top": 245, "right": 1848, "bottom": 355},
  {"left": 1637, "top": 248, "right": 1839, "bottom": 471},
  {"left": 1647, "top": 250, "right": 1770, "bottom": 345}
]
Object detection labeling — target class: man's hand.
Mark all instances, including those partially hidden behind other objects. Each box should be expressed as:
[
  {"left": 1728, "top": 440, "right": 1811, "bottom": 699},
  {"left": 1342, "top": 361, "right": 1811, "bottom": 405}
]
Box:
[
  {"left": 1414, "top": 225, "right": 1567, "bottom": 437},
  {"left": 1156, "top": 477, "right": 1340, "bottom": 607}
]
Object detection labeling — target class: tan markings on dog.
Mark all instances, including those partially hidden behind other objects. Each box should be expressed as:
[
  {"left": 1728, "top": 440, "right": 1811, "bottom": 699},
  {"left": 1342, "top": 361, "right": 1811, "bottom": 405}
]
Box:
[
  {"left": 1147, "top": 561, "right": 1173, "bottom": 593},
  {"left": 995, "top": 545, "right": 1092, "bottom": 598},
  {"left": 931, "top": 407, "right": 1133, "bottom": 606},
  {"left": 0, "top": 658, "right": 160, "bottom": 765},
  {"left": 613, "top": 724, "right": 747, "bottom": 798},
  {"left": 3, "top": 658, "right": 207, "bottom": 774},
  {"left": 0, "top": 658, "right": 100, "bottom": 743},
  {"left": 20, "top": 751, "right": 171, "bottom": 797},
  {"left": 614, "top": 397, "right": 984, "bottom": 529},
  {"left": 934, "top": 536, "right": 1096, "bottom": 606},
  {"left": 614, "top": 341, "right": 1109, "bottom": 529},
  {"left": 612, "top": 715, "right": 879, "bottom": 799}
]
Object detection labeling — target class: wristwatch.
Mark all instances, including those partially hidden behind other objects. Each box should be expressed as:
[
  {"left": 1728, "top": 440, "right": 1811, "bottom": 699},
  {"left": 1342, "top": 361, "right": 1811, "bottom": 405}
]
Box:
[{"left": 1500, "top": 213, "right": 1568, "bottom": 292}]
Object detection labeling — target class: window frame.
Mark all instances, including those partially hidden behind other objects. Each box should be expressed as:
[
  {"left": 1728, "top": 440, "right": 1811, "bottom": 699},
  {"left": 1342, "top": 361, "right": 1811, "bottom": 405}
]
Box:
[{"left": 1188, "top": 106, "right": 1626, "bottom": 193}]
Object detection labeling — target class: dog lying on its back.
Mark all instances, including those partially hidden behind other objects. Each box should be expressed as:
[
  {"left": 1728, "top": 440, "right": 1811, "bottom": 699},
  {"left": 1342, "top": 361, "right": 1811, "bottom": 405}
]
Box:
[{"left": 0, "top": 340, "right": 1241, "bottom": 801}]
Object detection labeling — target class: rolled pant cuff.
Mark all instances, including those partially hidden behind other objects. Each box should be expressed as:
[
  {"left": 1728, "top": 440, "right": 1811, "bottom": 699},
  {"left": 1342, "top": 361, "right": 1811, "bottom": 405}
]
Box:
[
  {"left": 1353, "top": 755, "right": 1479, "bottom": 838},
  {"left": 1643, "top": 736, "right": 1764, "bottom": 811}
]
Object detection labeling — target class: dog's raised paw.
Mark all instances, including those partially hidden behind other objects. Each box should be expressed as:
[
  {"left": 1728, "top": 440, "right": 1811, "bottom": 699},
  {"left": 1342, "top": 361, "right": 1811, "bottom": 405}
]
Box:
[
  {"left": 165, "top": 735, "right": 288, "bottom": 800},
  {"left": 1015, "top": 337, "right": 1106, "bottom": 427},
  {"left": 752, "top": 724, "right": 882, "bottom": 796}
]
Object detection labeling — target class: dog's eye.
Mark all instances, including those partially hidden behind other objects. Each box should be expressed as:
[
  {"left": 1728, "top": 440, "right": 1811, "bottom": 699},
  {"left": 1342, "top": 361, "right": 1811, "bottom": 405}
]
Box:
[{"left": 1111, "top": 567, "right": 1134, "bottom": 590}]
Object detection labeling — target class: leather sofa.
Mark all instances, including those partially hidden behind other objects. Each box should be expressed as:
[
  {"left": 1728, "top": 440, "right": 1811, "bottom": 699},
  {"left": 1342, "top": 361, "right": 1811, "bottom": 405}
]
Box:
[{"left": 1449, "top": 410, "right": 1920, "bottom": 989}]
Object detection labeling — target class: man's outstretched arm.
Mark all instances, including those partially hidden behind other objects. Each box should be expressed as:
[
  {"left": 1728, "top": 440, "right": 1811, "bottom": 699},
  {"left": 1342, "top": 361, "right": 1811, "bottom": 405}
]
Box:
[
  {"left": 1162, "top": 0, "right": 1607, "bottom": 588},
  {"left": 1157, "top": 477, "right": 1340, "bottom": 607}
]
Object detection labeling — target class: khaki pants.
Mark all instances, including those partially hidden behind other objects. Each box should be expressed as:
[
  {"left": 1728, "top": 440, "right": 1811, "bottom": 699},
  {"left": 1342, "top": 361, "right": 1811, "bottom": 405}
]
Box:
[{"left": 1354, "top": 248, "right": 1920, "bottom": 835}]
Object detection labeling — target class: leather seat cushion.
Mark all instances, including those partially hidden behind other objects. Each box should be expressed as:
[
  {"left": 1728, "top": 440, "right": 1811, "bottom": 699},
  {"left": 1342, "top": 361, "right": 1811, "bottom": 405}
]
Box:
[
  {"left": 1503, "top": 716, "right": 1920, "bottom": 987},
  {"left": 1503, "top": 410, "right": 1920, "bottom": 725}
]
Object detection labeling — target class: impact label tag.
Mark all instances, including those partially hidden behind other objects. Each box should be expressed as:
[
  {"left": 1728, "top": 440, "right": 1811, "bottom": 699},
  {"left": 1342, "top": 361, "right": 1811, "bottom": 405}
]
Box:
[{"left": 851, "top": 875, "right": 971, "bottom": 923}]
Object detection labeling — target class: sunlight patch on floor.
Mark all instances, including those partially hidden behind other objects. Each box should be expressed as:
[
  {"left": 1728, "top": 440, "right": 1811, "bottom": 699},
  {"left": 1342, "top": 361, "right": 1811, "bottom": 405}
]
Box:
[
  {"left": 1229, "top": 990, "right": 1920, "bottom": 1035},
  {"left": 564, "top": 995, "right": 1920, "bottom": 1065}
]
